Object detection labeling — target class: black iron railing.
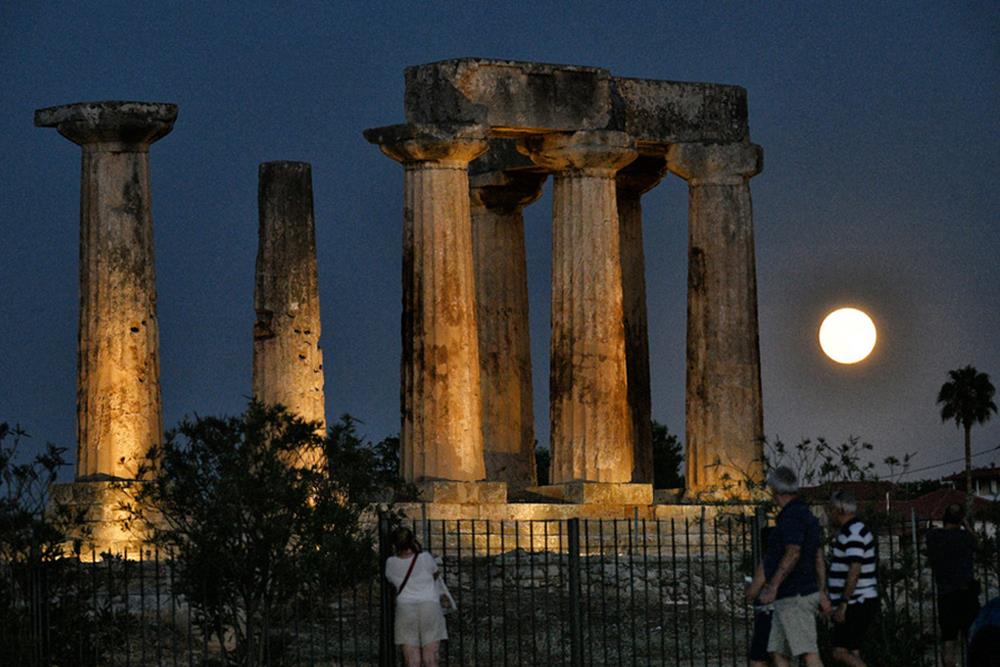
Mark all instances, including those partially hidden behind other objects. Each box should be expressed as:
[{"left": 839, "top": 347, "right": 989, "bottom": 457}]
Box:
[{"left": 3, "top": 510, "right": 998, "bottom": 666}]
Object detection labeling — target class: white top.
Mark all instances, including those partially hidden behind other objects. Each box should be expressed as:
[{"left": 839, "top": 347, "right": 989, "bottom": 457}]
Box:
[{"left": 385, "top": 552, "right": 439, "bottom": 604}]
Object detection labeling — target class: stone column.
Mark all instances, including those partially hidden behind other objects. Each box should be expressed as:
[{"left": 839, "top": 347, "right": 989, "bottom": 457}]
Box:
[
  {"left": 35, "top": 101, "right": 176, "bottom": 480},
  {"left": 253, "top": 162, "right": 326, "bottom": 443},
  {"left": 521, "top": 130, "right": 648, "bottom": 501},
  {"left": 666, "top": 142, "right": 765, "bottom": 496},
  {"left": 470, "top": 168, "right": 545, "bottom": 492},
  {"left": 616, "top": 155, "right": 668, "bottom": 485},
  {"left": 364, "top": 124, "right": 504, "bottom": 502}
]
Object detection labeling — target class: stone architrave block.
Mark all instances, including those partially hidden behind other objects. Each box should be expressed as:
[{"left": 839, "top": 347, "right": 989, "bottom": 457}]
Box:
[
  {"left": 612, "top": 77, "right": 748, "bottom": 148},
  {"left": 404, "top": 59, "right": 613, "bottom": 133},
  {"left": 401, "top": 59, "right": 750, "bottom": 146}
]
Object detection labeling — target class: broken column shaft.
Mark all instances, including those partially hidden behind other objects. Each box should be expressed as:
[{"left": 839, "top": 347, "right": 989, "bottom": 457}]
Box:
[
  {"left": 253, "top": 161, "right": 326, "bottom": 434},
  {"left": 35, "top": 101, "right": 176, "bottom": 480}
]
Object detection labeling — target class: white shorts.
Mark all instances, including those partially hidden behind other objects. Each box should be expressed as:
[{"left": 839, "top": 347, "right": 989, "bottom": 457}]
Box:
[
  {"left": 768, "top": 592, "right": 820, "bottom": 657},
  {"left": 395, "top": 601, "right": 447, "bottom": 646}
]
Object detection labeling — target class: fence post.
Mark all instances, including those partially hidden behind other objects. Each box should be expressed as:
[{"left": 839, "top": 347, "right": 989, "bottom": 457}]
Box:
[
  {"left": 378, "top": 510, "right": 396, "bottom": 667},
  {"left": 751, "top": 505, "right": 766, "bottom": 566},
  {"left": 567, "top": 518, "right": 583, "bottom": 667}
]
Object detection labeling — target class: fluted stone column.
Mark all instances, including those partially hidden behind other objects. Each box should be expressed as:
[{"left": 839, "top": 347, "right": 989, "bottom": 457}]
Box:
[
  {"left": 667, "top": 142, "right": 765, "bottom": 496},
  {"left": 35, "top": 101, "right": 176, "bottom": 480},
  {"left": 253, "top": 162, "right": 326, "bottom": 442},
  {"left": 470, "top": 169, "right": 545, "bottom": 491},
  {"left": 521, "top": 130, "right": 640, "bottom": 491},
  {"left": 616, "top": 155, "right": 669, "bottom": 485},
  {"left": 365, "top": 124, "right": 503, "bottom": 501}
]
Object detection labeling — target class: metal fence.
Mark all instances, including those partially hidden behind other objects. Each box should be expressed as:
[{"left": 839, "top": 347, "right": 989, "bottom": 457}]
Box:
[{"left": 3, "top": 509, "right": 999, "bottom": 666}]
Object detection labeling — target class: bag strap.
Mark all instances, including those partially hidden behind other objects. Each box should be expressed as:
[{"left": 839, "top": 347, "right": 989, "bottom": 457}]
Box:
[{"left": 396, "top": 552, "right": 419, "bottom": 595}]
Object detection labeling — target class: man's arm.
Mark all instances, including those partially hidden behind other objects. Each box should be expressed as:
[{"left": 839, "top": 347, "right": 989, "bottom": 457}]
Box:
[
  {"left": 746, "top": 562, "right": 766, "bottom": 603},
  {"left": 833, "top": 561, "right": 861, "bottom": 623},
  {"left": 759, "top": 544, "right": 800, "bottom": 604},
  {"left": 816, "top": 548, "right": 832, "bottom": 614}
]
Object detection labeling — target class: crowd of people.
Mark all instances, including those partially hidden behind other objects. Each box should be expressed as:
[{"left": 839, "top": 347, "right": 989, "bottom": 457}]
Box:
[
  {"left": 383, "top": 466, "right": 997, "bottom": 667},
  {"left": 749, "top": 465, "right": 994, "bottom": 667}
]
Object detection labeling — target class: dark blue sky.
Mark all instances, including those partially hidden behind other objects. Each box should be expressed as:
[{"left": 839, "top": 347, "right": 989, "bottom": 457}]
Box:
[{"left": 2, "top": 2, "right": 997, "bottom": 482}]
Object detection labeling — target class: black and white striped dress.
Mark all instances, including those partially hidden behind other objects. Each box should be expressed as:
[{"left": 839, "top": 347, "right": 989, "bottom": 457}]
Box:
[{"left": 828, "top": 518, "right": 878, "bottom": 604}]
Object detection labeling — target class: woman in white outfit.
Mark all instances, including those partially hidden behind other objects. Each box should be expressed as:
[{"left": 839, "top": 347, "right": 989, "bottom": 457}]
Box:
[{"left": 384, "top": 527, "right": 447, "bottom": 667}]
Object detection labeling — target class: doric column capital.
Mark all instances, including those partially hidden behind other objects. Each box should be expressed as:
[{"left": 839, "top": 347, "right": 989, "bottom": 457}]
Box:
[
  {"left": 470, "top": 170, "right": 546, "bottom": 211},
  {"left": 363, "top": 123, "right": 488, "bottom": 167},
  {"left": 616, "top": 154, "right": 669, "bottom": 194},
  {"left": 666, "top": 142, "right": 763, "bottom": 185},
  {"left": 519, "top": 130, "right": 637, "bottom": 176},
  {"left": 34, "top": 101, "right": 177, "bottom": 151}
]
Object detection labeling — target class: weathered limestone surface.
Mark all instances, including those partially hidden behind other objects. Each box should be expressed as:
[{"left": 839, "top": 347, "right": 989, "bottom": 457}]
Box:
[
  {"left": 404, "top": 59, "right": 748, "bottom": 145},
  {"left": 363, "top": 123, "right": 489, "bottom": 483},
  {"left": 415, "top": 480, "right": 508, "bottom": 504},
  {"left": 253, "top": 162, "right": 326, "bottom": 434},
  {"left": 35, "top": 101, "right": 176, "bottom": 480},
  {"left": 616, "top": 155, "right": 669, "bottom": 484},
  {"left": 49, "top": 481, "right": 148, "bottom": 557},
  {"left": 666, "top": 142, "right": 765, "bottom": 496},
  {"left": 520, "top": 130, "right": 637, "bottom": 484},
  {"left": 470, "top": 158, "right": 545, "bottom": 491},
  {"left": 527, "top": 481, "right": 653, "bottom": 505}
]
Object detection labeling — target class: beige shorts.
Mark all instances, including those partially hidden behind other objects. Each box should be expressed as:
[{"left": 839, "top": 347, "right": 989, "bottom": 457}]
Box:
[
  {"left": 395, "top": 601, "right": 447, "bottom": 646},
  {"left": 768, "top": 592, "right": 820, "bottom": 657}
]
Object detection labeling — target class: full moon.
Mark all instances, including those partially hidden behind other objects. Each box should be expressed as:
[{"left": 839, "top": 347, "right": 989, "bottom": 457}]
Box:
[{"left": 819, "top": 308, "right": 877, "bottom": 364}]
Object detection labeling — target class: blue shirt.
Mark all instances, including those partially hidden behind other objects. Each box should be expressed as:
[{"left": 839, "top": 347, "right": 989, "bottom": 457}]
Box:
[{"left": 764, "top": 497, "right": 821, "bottom": 599}]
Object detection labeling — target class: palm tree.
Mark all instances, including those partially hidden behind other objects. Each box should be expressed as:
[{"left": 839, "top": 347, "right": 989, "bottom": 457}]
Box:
[{"left": 937, "top": 365, "right": 997, "bottom": 515}]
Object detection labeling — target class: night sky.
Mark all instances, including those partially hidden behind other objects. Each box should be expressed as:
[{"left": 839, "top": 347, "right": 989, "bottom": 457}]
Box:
[{"left": 2, "top": 3, "right": 997, "bottom": 483}]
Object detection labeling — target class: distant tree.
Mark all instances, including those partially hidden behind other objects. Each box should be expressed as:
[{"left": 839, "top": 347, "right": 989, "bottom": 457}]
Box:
[
  {"left": 937, "top": 365, "right": 998, "bottom": 515},
  {"left": 651, "top": 420, "right": 683, "bottom": 489},
  {"left": 535, "top": 444, "right": 550, "bottom": 486},
  {"left": 120, "top": 403, "right": 404, "bottom": 666}
]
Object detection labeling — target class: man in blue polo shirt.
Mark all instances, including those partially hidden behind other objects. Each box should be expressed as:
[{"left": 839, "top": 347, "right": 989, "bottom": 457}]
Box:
[{"left": 758, "top": 466, "right": 830, "bottom": 666}]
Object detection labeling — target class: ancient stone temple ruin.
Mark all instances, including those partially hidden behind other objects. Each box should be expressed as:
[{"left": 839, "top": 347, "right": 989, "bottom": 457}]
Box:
[
  {"left": 366, "top": 59, "right": 765, "bottom": 504},
  {"left": 36, "top": 59, "right": 766, "bottom": 550}
]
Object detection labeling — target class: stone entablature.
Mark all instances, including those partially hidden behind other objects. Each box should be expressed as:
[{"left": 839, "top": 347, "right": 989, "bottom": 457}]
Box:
[
  {"left": 367, "top": 58, "right": 766, "bottom": 500},
  {"left": 403, "top": 59, "right": 748, "bottom": 146}
]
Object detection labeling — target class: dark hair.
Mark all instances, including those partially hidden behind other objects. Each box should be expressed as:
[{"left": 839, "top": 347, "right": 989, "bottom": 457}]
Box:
[
  {"left": 943, "top": 503, "right": 965, "bottom": 526},
  {"left": 390, "top": 526, "right": 421, "bottom": 556}
]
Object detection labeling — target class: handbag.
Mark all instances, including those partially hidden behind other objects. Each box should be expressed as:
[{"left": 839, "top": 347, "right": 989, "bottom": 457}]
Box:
[{"left": 436, "top": 575, "right": 457, "bottom": 614}]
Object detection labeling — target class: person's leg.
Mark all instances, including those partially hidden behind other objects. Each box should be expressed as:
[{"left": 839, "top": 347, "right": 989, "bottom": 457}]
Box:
[
  {"left": 802, "top": 653, "right": 824, "bottom": 666},
  {"left": 771, "top": 653, "right": 792, "bottom": 667},
  {"left": 401, "top": 645, "right": 422, "bottom": 667},
  {"left": 421, "top": 640, "right": 440, "bottom": 667},
  {"left": 941, "top": 639, "right": 958, "bottom": 667},
  {"left": 830, "top": 646, "right": 865, "bottom": 666}
]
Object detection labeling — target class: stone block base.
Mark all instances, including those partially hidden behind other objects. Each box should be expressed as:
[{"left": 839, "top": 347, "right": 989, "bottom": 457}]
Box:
[
  {"left": 415, "top": 480, "right": 508, "bottom": 504},
  {"left": 49, "top": 480, "right": 149, "bottom": 558},
  {"left": 526, "top": 482, "right": 653, "bottom": 505}
]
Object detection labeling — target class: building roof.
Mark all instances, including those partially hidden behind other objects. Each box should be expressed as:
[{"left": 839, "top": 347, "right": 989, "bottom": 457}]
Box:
[
  {"left": 892, "top": 488, "right": 995, "bottom": 521},
  {"left": 943, "top": 465, "right": 1000, "bottom": 482}
]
